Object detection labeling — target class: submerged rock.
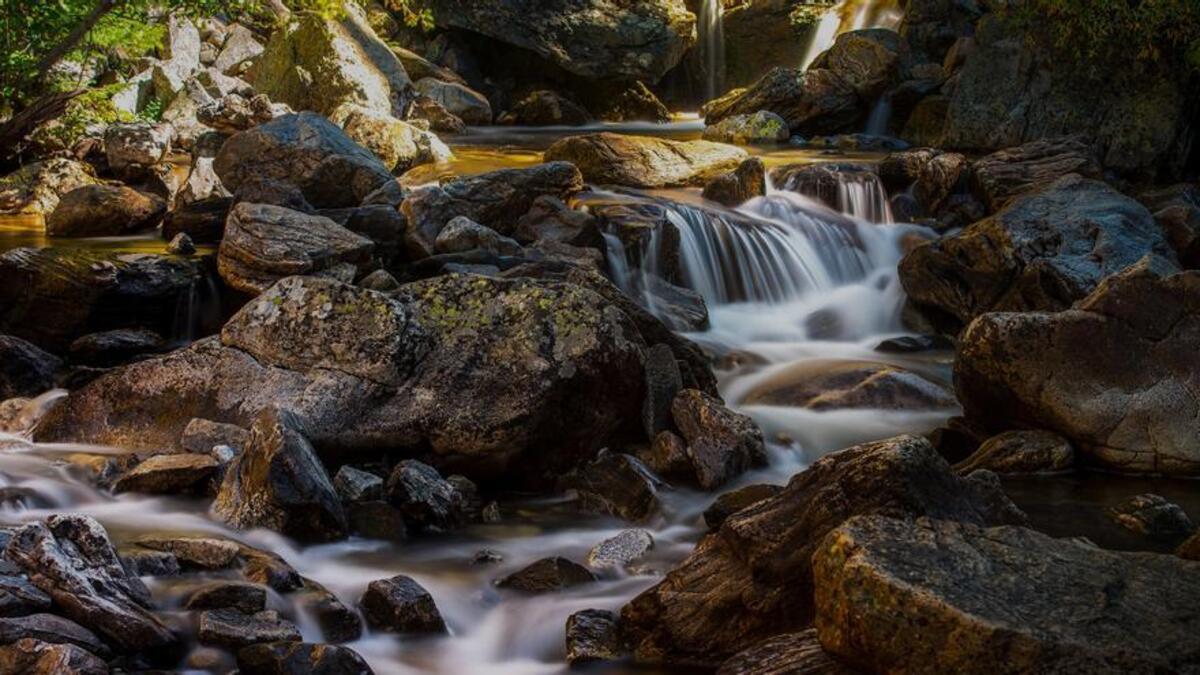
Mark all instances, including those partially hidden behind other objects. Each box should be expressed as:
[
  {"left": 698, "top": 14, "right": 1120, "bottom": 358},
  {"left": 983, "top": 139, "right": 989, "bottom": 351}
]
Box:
[
  {"left": 1109, "top": 494, "right": 1195, "bottom": 539},
  {"left": 359, "top": 575, "right": 445, "bottom": 634},
  {"left": 544, "top": 133, "right": 747, "bottom": 188}
]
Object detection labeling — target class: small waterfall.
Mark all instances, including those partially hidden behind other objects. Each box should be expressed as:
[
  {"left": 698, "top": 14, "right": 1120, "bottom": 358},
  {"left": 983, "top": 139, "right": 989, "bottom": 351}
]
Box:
[
  {"left": 698, "top": 0, "right": 726, "bottom": 101},
  {"left": 865, "top": 93, "right": 892, "bottom": 136},
  {"left": 774, "top": 164, "right": 894, "bottom": 223}
]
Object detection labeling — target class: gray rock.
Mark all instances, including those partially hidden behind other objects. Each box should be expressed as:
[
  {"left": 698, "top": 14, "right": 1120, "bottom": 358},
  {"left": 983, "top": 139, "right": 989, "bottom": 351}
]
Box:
[
  {"left": 347, "top": 501, "right": 408, "bottom": 542},
  {"left": 385, "top": 460, "right": 466, "bottom": 533},
  {"left": 197, "top": 608, "right": 301, "bottom": 648},
  {"left": 213, "top": 24, "right": 263, "bottom": 74},
  {"left": 104, "top": 122, "right": 172, "bottom": 171},
  {"left": 334, "top": 466, "right": 384, "bottom": 504},
  {"left": 565, "top": 609, "right": 620, "bottom": 665},
  {"left": 0, "top": 573, "right": 52, "bottom": 617},
  {"left": 295, "top": 579, "right": 363, "bottom": 644},
  {"left": 415, "top": 78, "right": 491, "bottom": 125},
  {"left": 970, "top": 137, "right": 1103, "bottom": 213},
  {"left": 562, "top": 452, "right": 664, "bottom": 522},
  {"left": 587, "top": 529, "right": 654, "bottom": 570},
  {"left": 359, "top": 575, "right": 445, "bottom": 634}
]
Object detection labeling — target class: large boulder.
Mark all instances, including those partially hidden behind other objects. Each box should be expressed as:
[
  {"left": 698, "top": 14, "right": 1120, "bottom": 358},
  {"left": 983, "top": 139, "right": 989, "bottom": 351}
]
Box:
[
  {"left": 213, "top": 112, "right": 393, "bottom": 208},
  {"left": 703, "top": 68, "right": 860, "bottom": 136},
  {"left": 955, "top": 258, "right": 1200, "bottom": 475},
  {"left": 414, "top": 78, "right": 491, "bottom": 125},
  {"left": 330, "top": 103, "right": 450, "bottom": 173},
  {"left": 499, "top": 90, "right": 593, "bottom": 127},
  {"left": 46, "top": 185, "right": 166, "bottom": 238},
  {"left": 619, "top": 435, "right": 1025, "bottom": 665},
  {"left": 217, "top": 202, "right": 375, "bottom": 294},
  {"left": 899, "top": 174, "right": 1177, "bottom": 332},
  {"left": 544, "top": 133, "right": 747, "bottom": 188},
  {"left": 0, "top": 159, "right": 97, "bottom": 216},
  {"left": 251, "top": 4, "right": 413, "bottom": 117},
  {"left": 809, "top": 29, "right": 905, "bottom": 101},
  {"left": 970, "top": 137, "right": 1103, "bottom": 213},
  {"left": 813, "top": 516, "right": 1200, "bottom": 673},
  {"left": 424, "top": 0, "right": 694, "bottom": 82}
]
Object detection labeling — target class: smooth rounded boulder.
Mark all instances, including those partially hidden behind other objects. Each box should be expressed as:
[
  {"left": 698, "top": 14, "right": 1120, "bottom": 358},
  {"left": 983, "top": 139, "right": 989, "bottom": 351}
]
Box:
[
  {"left": 46, "top": 185, "right": 166, "bottom": 238},
  {"left": 544, "top": 133, "right": 748, "bottom": 188}
]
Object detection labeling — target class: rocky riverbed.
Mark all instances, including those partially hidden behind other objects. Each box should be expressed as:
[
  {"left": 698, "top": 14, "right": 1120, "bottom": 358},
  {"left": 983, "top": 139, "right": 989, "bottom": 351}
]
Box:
[{"left": 0, "top": 0, "right": 1197, "bottom": 673}]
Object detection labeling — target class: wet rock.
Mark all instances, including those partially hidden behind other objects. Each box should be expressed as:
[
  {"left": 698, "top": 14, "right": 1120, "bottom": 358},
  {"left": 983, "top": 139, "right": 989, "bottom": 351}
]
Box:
[
  {"left": 619, "top": 435, "right": 1025, "bottom": 664},
  {"left": 544, "top": 133, "right": 747, "bottom": 188},
  {"left": 741, "top": 360, "right": 956, "bottom": 412},
  {"left": 703, "top": 68, "right": 859, "bottom": 137},
  {"left": 717, "top": 629, "right": 856, "bottom": 675},
  {"left": 0, "top": 638, "right": 107, "bottom": 675},
  {"left": 166, "top": 233, "right": 195, "bottom": 255},
  {"left": 562, "top": 452, "right": 664, "bottom": 522},
  {"left": 68, "top": 329, "right": 165, "bottom": 368},
  {"left": 587, "top": 529, "right": 654, "bottom": 570},
  {"left": 499, "top": 90, "right": 592, "bottom": 126},
  {"left": 163, "top": 195, "right": 232, "bottom": 244},
  {"left": 252, "top": 5, "right": 412, "bottom": 118},
  {"left": 639, "top": 430, "right": 691, "bottom": 480},
  {"left": 46, "top": 185, "right": 166, "bottom": 238},
  {"left": 641, "top": 343, "right": 683, "bottom": 440},
  {"left": 334, "top": 466, "right": 384, "bottom": 504},
  {"left": 0, "top": 613, "right": 108, "bottom": 656},
  {"left": 415, "top": 78, "right": 491, "bottom": 125},
  {"left": 347, "top": 501, "right": 408, "bottom": 542},
  {"left": 513, "top": 196, "right": 600, "bottom": 248},
  {"left": 971, "top": 137, "right": 1103, "bottom": 213},
  {"left": 104, "top": 122, "right": 172, "bottom": 172},
  {"left": 702, "top": 158, "right": 767, "bottom": 207},
  {"left": 0, "top": 159, "right": 97, "bottom": 216},
  {"left": 0, "top": 336, "right": 62, "bottom": 399},
  {"left": 120, "top": 550, "right": 180, "bottom": 578},
  {"left": 330, "top": 103, "right": 449, "bottom": 173},
  {"left": 3, "top": 515, "right": 177, "bottom": 653},
  {"left": 879, "top": 148, "right": 966, "bottom": 215},
  {"left": 385, "top": 460, "right": 466, "bottom": 533},
  {"left": 497, "top": 557, "right": 596, "bottom": 593},
  {"left": 671, "top": 389, "right": 766, "bottom": 491},
  {"left": 956, "top": 259, "right": 1200, "bottom": 474},
  {"left": 702, "top": 111, "right": 789, "bottom": 145},
  {"left": 401, "top": 162, "right": 583, "bottom": 257},
  {"left": 133, "top": 535, "right": 239, "bottom": 570},
  {"left": 237, "top": 641, "right": 374, "bottom": 675},
  {"left": 295, "top": 580, "right": 363, "bottom": 643},
  {"left": 184, "top": 581, "right": 267, "bottom": 613},
  {"left": 214, "top": 408, "right": 347, "bottom": 542},
  {"left": 181, "top": 418, "right": 249, "bottom": 454},
  {"left": 218, "top": 202, "right": 375, "bottom": 294},
  {"left": 901, "top": 175, "right": 1176, "bottom": 332},
  {"left": 1109, "top": 494, "right": 1195, "bottom": 539},
  {"left": 873, "top": 334, "right": 953, "bottom": 354},
  {"left": 811, "top": 29, "right": 905, "bottom": 100},
  {"left": 112, "top": 453, "right": 218, "bottom": 495},
  {"left": 214, "top": 113, "right": 393, "bottom": 209},
  {"left": 238, "top": 545, "right": 303, "bottom": 593},
  {"left": 955, "top": 430, "right": 1074, "bottom": 475},
  {"left": 198, "top": 608, "right": 301, "bottom": 648},
  {"left": 359, "top": 575, "right": 445, "bottom": 634},
  {"left": 813, "top": 515, "right": 1200, "bottom": 673},
  {"left": 0, "top": 573, "right": 52, "bottom": 617},
  {"left": 703, "top": 484, "right": 783, "bottom": 532},
  {"left": 434, "top": 216, "right": 523, "bottom": 256},
  {"left": 565, "top": 609, "right": 620, "bottom": 665}
]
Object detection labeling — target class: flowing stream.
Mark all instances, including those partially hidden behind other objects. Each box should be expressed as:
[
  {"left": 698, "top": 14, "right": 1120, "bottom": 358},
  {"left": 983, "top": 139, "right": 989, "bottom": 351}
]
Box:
[{"left": 0, "top": 121, "right": 956, "bottom": 673}]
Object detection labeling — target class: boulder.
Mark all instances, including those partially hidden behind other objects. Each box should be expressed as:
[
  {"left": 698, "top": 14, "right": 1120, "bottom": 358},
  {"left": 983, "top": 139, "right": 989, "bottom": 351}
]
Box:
[
  {"left": 0, "top": 614, "right": 108, "bottom": 656},
  {"left": 702, "top": 158, "right": 767, "bottom": 207},
  {"left": 236, "top": 642, "right": 373, "bottom": 675},
  {"left": 414, "top": 78, "right": 491, "bottom": 125},
  {"left": 0, "top": 639, "right": 107, "bottom": 675},
  {"left": 703, "top": 68, "right": 859, "bottom": 136},
  {"left": 587, "top": 529, "right": 654, "bottom": 570},
  {"left": 424, "top": 0, "right": 694, "bottom": 82},
  {"left": 1140, "top": 183, "right": 1200, "bottom": 269},
  {"left": 0, "top": 159, "right": 97, "bottom": 216},
  {"left": 217, "top": 202, "right": 375, "bottom": 294},
  {"left": 813, "top": 515, "right": 1200, "bottom": 673},
  {"left": 196, "top": 93, "right": 284, "bottom": 134},
  {"left": 590, "top": 81, "right": 672, "bottom": 123},
  {"left": 900, "top": 175, "right": 1177, "bottom": 332},
  {"left": 740, "top": 360, "right": 956, "bottom": 412},
  {"left": 619, "top": 435, "right": 1025, "bottom": 664},
  {"left": 717, "top": 629, "right": 856, "bottom": 675},
  {"left": 971, "top": 137, "right": 1103, "bottom": 213},
  {"left": 0, "top": 336, "right": 61, "bottom": 399},
  {"left": 496, "top": 557, "right": 596, "bottom": 593},
  {"left": 879, "top": 148, "right": 967, "bottom": 215},
  {"left": 104, "top": 122, "right": 172, "bottom": 172},
  {"left": 181, "top": 418, "right": 249, "bottom": 454},
  {"left": 544, "top": 133, "right": 747, "bottom": 188},
  {"left": 197, "top": 608, "right": 301, "bottom": 648},
  {"left": 112, "top": 453, "right": 218, "bottom": 494},
  {"left": 295, "top": 580, "right": 363, "bottom": 643},
  {"left": 330, "top": 103, "right": 449, "bottom": 173},
  {"left": 252, "top": 4, "right": 413, "bottom": 117},
  {"left": 809, "top": 29, "right": 905, "bottom": 100},
  {"left": 333, "top": 466, "right": 384, "bottom": 503},
  {"left": 671, "top": 389, "right": 766, "bottom": 490},
  {"left": 955, "top": 430, "right": 1074, "bottom": 475},
  {"left": 0, "top": 572, "right": 53, "bottom": 617},
  {"left": 384, "top": 460, "right": 467, "bottom": 533},
  {"left": 213, "top": 24, "right": 263, "bottom": 74},
  {"left": 359, "top": 575, "right": 445, "bottom": 634},
  {"left": 407, "top": 95, "right": 467, "bottom": 134},
  {"left": 565, "top": 609, "right": 620, "bottom": 665},
  {"left": 46, "top": 185, "right": 166, "bottom": 238},
  {"left": 347, "top": 501, "right": 408, "bottom": 542},
  {"left": 1109, "top": 494, "right": 1195, "bottom": 539},
  {"left": 434, "top": 216, "right": 523, "bottom": 256},
  {"left": 703, "top": 483, "right": 783, "bottom": 531},
  {"left": 499, "top": 90, "right": 592, "bottom": 126},
  {"left": 701, "top": 111, "right": 790, "bottom": 145},
  {"left": 213, "top": 113, "right": 393, "bottom": 209},
  {"left": 133, "top": 535, "right": 240, "bottom": 570},
  {"left": 212, "top": 408, "right": 348, "bottom": 542},
  {"left": 184, "top": 581, "right": 267, "bottom": 613},
  {"left": 163, "top": 196, "right": 232, "bottom": 244},
  {"left": 2, "top": 515, "right": 177, "bottom": 654},
  {"left": 955, "top": 259, "right": 1200, "bottom": 474},
  {"left": 562, "top": 452, "right": 664, "bottom": 522}
]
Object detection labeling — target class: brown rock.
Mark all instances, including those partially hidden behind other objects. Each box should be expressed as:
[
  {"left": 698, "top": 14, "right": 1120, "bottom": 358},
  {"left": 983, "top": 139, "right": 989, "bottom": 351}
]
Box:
[
  {"left": 955, "top": 430, "right": 1074, "bottom": 475},
  {"left": 112, "top": 453, "right": 218, "bottom": 494},
  {"left": 544, "top": 133, "right": 747, "bottom": 188},
  {"left": 717, "top": 629, "right": 857, "bottom": 675},
  {"left": 702, "top": 158, "right": 767, "bottom": 207},
  {"left": 970, "top": 137, "right": 1102, "bottom": 213},
  {"left": 46, "top": 185, "right": 166, "bottom": 238},
  {"left": 670, "top": 389, "right": 766, "bottom": 490},
  {"left": 740, "top": 360, "right": 955, "bottom": 412}
]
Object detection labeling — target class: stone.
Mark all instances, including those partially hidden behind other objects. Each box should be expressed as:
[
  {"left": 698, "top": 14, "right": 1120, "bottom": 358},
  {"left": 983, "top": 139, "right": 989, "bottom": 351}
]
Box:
[
  {"left": 414, "top": 78, "right": 491, "bottom": 125},
  {"left": 217, "top": 202, "right": 375, "bottom": 295},
  {"left": 587, "top": 529, "right": 654, "bottom": 570},
  {"left": 213, "top": 408, "right": 346, "bottom": 542},
  {"left": 1141, "top": 183, "right": 1200, "bottom": 269},
  {"left": 334, "top": 466, "right": 384, "bottom": 504},
  {"left": 359, "top": 269, "right": 401, "bottom": 293},
  {"left": 385, "top": 460, "right": 466, "bottom": 533},
  {"left": 565, "top": 609, "right": 620, "bottom": 665},
  {"left": 359, "top": 575, "right": 445, "bottom": 634},
  {"left": 184, "top": 581, "right": 267, "bottom": 614},
  {"left": 407, "top": 95, "right": 467, "bottom": 134},
  {"left": 544, "top": 133, "right": 747, "bottom": 188},
  {"left": 347, "top": 501, "right": 408, "bottom": 542},
  {"left": 513, "top": 196, "right": 600, "bottom": 247},
  {"left": 295, "top": 580, "right": 362, "bottom": 643},
  {"left": 166, "top": 232, "right": 196, "bottom": 255},
  {"left": 46, "top": 185, "right": 166, "bottom": 238},
  {"left": 0, "top": 614, "right": 108, "bottom": 656},
  {"left": 68, "top": 329, "right": 165, "bottom": 368},
  {"left": 702, "top": 111, "right": 790, "bottom": 145},
  {"left": 2, "top": 515, "right": 177, "bottom": 653},
  {"left": 641, "top": 343, "right": 683, "bottom": 440},
  {"left": 591, "top": 80, "right": 672, "bottom": 123},
  {"left": 133, "top": 535, "right": 239, "bottom": 570},
  {"left": 104, "top": 122, "right": 172, "bottom": 171},
  {"left": 703, "top": 68, "right": 859, "bottom": 137},
  {"left": 434, "top": 216, "right": 523, "bottom": 257},
  {"left": 197, "top": 93, "right": 282, "bottom": 133},
  {"left": 879, "top": 148, "right": 967, "bottom": 216},
  {"left": 809, "top": 29, "right": 905, "bottom": 100},
  {"left": 671, "top": 389, "right": 766, "bottom": 491},
  {"left": 238, "top": 545, "right": 303, "bottom": 593},
  {"left": 120, "top": 549, "right": 180, "bottom": 578},
  {"left": 330, "top": 103, "right": 450, "bottom": 173},
  {"left": 181, "top": 418, "right": 249, "bottom": 454},
  {"left": 236, "top": 642, "right": 374, "bottom": 675},
  {"left": 717, "top": 629, "right": 856, "bottom": 675},
  {"left": 0, "top": 336, "right": 61, "bottom": 399},
  {"left": 1109, "top": 494, "right": 1195, "bottom": 539},
  {"left": 112, "top": 453, "right": 218, "bottom": 495},
  {"left": 198, "top": 608, "right": 301, "bottom": 648},
  {"left": 740, "top": 360, "right": 956, "bottom": 412},
  {"left": 813, "top": 515, "right": 1200, "bottom": 673},
  {"left": 214, "top": 24, "right": 263, "bottom": 74},
  {"left": 252, "top": 4, "right": 413, "bottom": 118},
  {"left": 562, "top": 452, "right": 664, "bottom": 522},
  {"left": 496, "top": 557, "right": 596, "bottom": 593},
  {"left": 1178, "top": 533, "right": 1200, "bottom": 560},
  {"left": 499, "top": 90, "right": 591, "bottom": 127},
  {"left": 0, "top": 639, "right": 107, "bottom": 675},
  {"left": 163, "top": 196, "right": 231, "bottom": 244},
  {"left": 0, "top": 159, "right": 97, "bottom": 216},
  {"left": 0, "top": 573, "right": 52, "bottom": 617},
  {"left": 971, "top": 137, "right": 1103, "bottom": 213},
  {"left": 955, "top": 430, "right": 1074, "bottom": 475},
  {"left": 619, "top": 435, "right": 1025, "bottom": 665},
  {"left": 702, "top": 158, "right": 767, "bottom": 207},
  {"left": 955, "top": 259, "right": 1200, "bottom": 475},
  {"left": 901, "top": 175, "right": 1177, "bottom": 332},
  {"left": 703, "top": 484, "right": 783, "bottom": 531}
]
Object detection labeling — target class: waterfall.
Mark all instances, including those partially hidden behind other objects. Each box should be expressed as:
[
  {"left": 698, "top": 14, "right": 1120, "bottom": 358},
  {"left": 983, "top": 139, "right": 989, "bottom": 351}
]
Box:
[
  {"left": 698, "top": 0, "right": 726, "bottom": 101},
  {"left": 773, "top": 164, "right": 894, "bottom": 223},
  {"left": 800, "top": 0, "right": 904, "bottom": 70}
]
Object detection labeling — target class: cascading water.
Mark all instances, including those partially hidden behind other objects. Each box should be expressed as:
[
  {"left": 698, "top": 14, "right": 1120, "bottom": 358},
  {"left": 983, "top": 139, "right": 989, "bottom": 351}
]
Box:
[
  {"left": 773, "top": 164, "right": 894, "bottom": 223},
  {"left": 698, "top": 0, "right": 726, "bottom": 101}
]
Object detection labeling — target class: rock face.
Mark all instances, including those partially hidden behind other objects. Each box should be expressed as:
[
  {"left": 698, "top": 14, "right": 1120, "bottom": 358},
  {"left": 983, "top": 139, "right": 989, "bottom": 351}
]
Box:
[
  {"left": 900, "top": 175, "right": 1177, "bottom": 332},
  {"left": 212, "top": 408, "right": 348, "bottom": 543},
  {"left": 956, "top": 260, "right": 1200, "bottom": 475},
  {"left": 544, "top": 133, "right": 748, "bottom": 188},
  {"left": 252, "top": 5, "right": 413, "bottom": 117},
  {"left": 619, "top": 435, "right": 1025, "bottom": 665},
  {"left": 213, "top": 113, "right": 393, "bottom": 209},
  {"left": 218, "top": 202, "right": 375, "bottom": 294},
  {"left": 425, "top": 0, "right": 694, "bottom": 82},
  {"left": 46, "top": 185, "right": 166, "bottom": 238},
  {"left": 813, "top": 516, "right": 1200, "bottom": 674}
]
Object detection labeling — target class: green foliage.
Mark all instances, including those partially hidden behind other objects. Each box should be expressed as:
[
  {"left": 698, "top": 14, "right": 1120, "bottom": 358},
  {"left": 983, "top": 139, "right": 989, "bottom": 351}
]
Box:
[
  {"left": 138, "top": 94, "right": 166, "bottom": 122},
  {"left": 27, "top": 83, "right": 131, "bottom": 152},
  {"left": 1004, "top": 0, "right": 1200, "bottom": 72}
]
